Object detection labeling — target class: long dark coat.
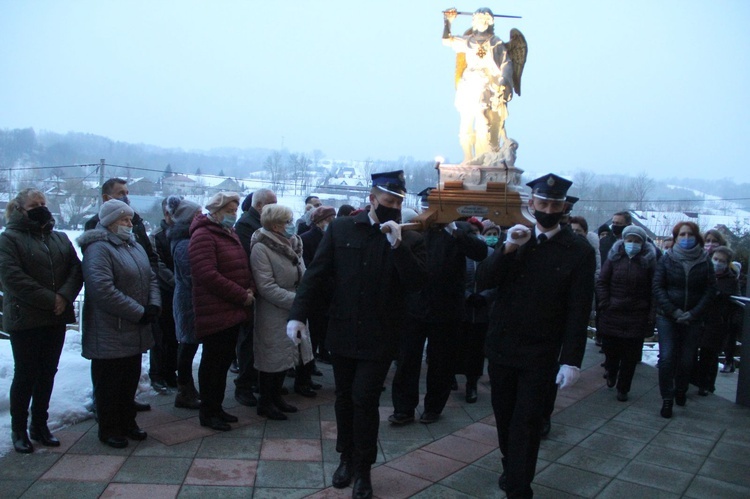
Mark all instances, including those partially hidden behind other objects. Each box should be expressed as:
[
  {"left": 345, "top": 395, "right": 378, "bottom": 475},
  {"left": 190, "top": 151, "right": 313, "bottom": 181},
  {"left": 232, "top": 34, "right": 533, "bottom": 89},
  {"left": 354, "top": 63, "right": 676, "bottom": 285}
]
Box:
[
  {"left": 300, "top": 224, "right": 325, "bottom": 268},
  {"left": 477, "top": 228, "right": 596, "bottom": 368},
  {"left": 0, "top": 210, "right": 83, "bottom": 332},
  {"left": 235, "top": 206, "right": 262, "bottom": 256},
  {"left": 596, "top": 240, "right": 657, "bottom": 339},
  {"left": 289, "top": 210, "right": 427, "bottom": 361},
  {"left": 406, "top": 222, "right": 487, "bottom": 323},
  {"left": 701, "top": 268, "right": 742, "bottom": 350}
]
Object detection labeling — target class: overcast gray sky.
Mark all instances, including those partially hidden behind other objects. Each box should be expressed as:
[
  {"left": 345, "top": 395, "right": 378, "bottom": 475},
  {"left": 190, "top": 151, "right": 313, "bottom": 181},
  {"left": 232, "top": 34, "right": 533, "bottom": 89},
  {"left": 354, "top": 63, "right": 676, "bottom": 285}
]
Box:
[{"left": 1, "top": 0, "right": 748, "bottom": 181}]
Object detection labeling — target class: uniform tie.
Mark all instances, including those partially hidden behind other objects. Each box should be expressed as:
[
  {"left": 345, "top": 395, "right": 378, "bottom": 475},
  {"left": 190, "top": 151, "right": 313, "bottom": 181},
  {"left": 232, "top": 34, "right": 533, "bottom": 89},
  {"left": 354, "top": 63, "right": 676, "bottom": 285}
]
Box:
[{"left": 537, "top": 233, "right": 547, "bottom": 244}]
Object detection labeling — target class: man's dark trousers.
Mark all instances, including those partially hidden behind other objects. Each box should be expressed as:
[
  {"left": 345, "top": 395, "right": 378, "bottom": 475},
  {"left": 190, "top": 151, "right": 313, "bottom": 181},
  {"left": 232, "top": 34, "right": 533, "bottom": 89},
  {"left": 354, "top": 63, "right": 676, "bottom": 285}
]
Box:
[
  {"left": 489, "top": 360, "right": 558, "bottom": 499},
  {"left": 392, "top": 318, "right": 459, "bottom": 415},
  {"left": 330, "top": 354, "right": 391, "bottom": 470}
]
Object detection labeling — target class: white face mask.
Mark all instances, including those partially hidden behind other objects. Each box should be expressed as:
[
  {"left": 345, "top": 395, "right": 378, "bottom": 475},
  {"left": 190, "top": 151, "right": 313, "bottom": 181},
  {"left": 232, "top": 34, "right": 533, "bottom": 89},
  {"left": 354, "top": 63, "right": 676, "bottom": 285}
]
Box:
[{"left": 116, "top": 225, "right": 133, "bottom": 239}]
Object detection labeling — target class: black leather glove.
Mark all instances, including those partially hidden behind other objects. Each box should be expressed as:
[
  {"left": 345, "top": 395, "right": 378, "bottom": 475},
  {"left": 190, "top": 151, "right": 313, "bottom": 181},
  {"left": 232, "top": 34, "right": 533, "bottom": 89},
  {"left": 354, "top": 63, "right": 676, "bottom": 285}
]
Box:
[{"left": 139, "top": 305, "right": 160, "bottom": 324}]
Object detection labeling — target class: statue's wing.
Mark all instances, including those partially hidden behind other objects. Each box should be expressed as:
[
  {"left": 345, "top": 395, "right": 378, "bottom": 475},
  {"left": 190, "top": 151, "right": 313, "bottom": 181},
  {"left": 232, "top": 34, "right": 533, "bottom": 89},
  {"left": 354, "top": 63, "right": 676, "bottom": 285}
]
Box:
[
  {"left": 506, "top": 28, "right": 527, "bottom": 96},
  {"left": 455, "top": 53, "right": 467, "bottom": 88}
]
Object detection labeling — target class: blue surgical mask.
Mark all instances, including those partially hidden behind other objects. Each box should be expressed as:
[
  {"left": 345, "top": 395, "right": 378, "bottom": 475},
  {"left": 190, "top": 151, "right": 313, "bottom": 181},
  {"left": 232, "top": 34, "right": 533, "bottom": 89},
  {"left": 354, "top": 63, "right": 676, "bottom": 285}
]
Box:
[
  {"left": 485, "top": 235, "right": 499, "bottom": 247},
  {"left": 624, "top": 242, "right": 641, "bottom": 257},
  {"left": 713, "top": 261, "right": 728, "bottom": 273},
  {"left": 678, "top": 237, "right": 697, "bottom": 249},
  {"left": 220, "top": 214, "right": 237, "bottom": 228},
  {"left": 284, "top": 222, "right": 296, "bottom": 238}
]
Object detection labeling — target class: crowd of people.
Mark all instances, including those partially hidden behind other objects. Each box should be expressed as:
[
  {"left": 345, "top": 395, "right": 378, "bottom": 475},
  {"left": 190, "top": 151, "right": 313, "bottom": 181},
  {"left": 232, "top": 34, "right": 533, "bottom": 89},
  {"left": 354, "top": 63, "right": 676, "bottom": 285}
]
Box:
[{"left": 0, "top": 174, "right": 744, "bottom": 499}]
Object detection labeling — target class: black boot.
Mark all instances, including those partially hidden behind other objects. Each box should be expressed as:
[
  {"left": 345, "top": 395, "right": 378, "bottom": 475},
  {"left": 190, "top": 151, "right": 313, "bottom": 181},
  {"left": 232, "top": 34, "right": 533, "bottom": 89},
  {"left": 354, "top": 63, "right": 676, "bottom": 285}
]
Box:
[
  {"left": 465, "top": 376, "right": 478, "bottom": 403},
  {"left": 29, "top": 423, "right": 60, "bottom": 447},
  {"left": 332, "top": 454, "right": 354, "bottom": 488},
  {"left": 257, "top": 372, "right": 287, "bottom": 420},
  {"left": 294, "top": 362, "right": 317, "bottom": 397},
  {"left": 660, "top": 399, "right": 673, "bottom": 418},
  {"left": 175, "top": 382, "right": 201, "bottom": 409},
  {"left": 352, "top": 467, "right": 373, "bottom": 499},
  {"left": 11, "top": 430, "right": 33, "bottom": 453},
  {"left": 272, "top": 372, "right": 297, "bottom": 413},
  {"left": 675, "top": 390, "right": 687, "bottom": 407}
]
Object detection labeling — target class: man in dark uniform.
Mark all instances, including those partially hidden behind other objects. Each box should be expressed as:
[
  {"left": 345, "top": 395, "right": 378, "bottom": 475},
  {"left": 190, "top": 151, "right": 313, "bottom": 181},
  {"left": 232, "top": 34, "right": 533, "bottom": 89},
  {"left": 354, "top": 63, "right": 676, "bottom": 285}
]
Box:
[
  {"left": 233, "top": 188, "right": 276, "bottom": 406},
  {"left": 85, "top": 177, "right": 158, "bottom": 412},
  {"left": 389, "top": 219, "right": 487, "bottom": 425},
  {"left": 288, "top": 171, "right": 427, "bottom": 499},
  {"left": 148, "top": 197, "right": 179, "bottom": 392},
  {"left": 477, "top": 173, "right": 595, "bottom": 498}
]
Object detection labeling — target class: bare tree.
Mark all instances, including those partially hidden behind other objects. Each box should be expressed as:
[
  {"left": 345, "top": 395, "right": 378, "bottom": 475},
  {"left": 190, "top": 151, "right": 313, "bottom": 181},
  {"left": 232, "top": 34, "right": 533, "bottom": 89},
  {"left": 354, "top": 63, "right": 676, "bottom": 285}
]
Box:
[
  {"left": 287, "top": 153, "right": 311, "bottom": 195},
  {"left": 628, "top": 172, "right": 656, "bottom": 211},
  {"left": 59, "top": 179, "right": 97, "bottom": 228},
  {"left": 264, "top": 151, "right": 286, "bottom": 195}
]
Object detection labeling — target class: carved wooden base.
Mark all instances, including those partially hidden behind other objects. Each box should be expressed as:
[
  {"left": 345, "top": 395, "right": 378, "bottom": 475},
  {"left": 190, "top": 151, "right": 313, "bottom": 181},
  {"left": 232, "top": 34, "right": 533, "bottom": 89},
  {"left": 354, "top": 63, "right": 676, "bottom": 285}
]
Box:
[{"left": 414, "top": 181, "right": 534, "bottom": 228}]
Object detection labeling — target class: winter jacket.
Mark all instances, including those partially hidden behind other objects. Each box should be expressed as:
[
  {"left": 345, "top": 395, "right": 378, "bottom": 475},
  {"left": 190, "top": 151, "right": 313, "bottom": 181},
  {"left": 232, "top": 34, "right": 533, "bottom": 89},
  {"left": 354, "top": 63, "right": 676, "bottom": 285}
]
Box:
[
  {"left": 653, "top": 248, "right": 715, "bottom": 321},
  {"left": 77, "top": 228, "right": 159, "bottom": 359},
  {"left": 188, "top": 214, "right": 254, "bottom": 339},
  {"left": 477, "top": 227, "right": 596, "bottom": 368},
  {"left": 235, "top": 207, "right": 262, "bottom": 256},
  {"left": 86, "top": 211, "right": 158, "bottom": 269},
  {"left": 300, "top": 224, "right": 325, "bottom": 268},
  {"left": 701, "top": 268, "right": 742, "bottom": 350},
  {"left": 289, "top": 210, "right": 428, "bottom": 361},
  {"left": 250, "top": 229, "right": 313, "bottom": 373},
  {"left": 463, "top": 251, "right": 496, "bottom": 324},
  {"left": 406, "top": 221, "right": 488, "bottom": 323},
  {"left": 151, "top": 219, "right": 175, "bottom": 301},
  {"left": 169, "top": 221, "right": 198, "bottom": 344},
  {"left": 596, "top": 239, "right": 657, "bottom": 339},
  {"left": 0, "top": 210, "right": 83, "bottom": 332}
]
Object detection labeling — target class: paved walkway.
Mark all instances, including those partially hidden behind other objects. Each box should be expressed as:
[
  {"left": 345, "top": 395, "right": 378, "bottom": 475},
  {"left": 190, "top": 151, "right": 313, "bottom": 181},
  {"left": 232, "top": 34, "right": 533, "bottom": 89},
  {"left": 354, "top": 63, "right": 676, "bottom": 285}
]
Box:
[{"left": 1, "top": 341, "right": 748, "bottom": 498}]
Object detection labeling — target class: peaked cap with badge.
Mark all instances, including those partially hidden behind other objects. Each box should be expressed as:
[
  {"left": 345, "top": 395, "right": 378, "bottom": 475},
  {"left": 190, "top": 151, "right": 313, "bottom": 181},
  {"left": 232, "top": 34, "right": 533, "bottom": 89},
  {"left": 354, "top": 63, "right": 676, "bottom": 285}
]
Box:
[
  {"left": 526, "top": 173, "right": 573, "bottom": 201},
  {"left": 372, "top": 170, "right": 407, "bottom": 198}
]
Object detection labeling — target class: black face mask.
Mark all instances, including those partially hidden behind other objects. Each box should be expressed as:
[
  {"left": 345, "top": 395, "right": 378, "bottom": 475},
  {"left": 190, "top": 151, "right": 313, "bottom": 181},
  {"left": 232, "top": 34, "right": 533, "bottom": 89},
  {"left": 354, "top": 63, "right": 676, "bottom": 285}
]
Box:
[
  {"left": 374, "top": 202, "right": 401, "bottom": 224},
  {"left": 611, "top": 224, "right": 625, "bottom": 237},
  {"left": 534, "top": 210, "right": 563, "bottom": 230},
  {"left": 27, "top": 206, "right": 53, "bottom": 227}
]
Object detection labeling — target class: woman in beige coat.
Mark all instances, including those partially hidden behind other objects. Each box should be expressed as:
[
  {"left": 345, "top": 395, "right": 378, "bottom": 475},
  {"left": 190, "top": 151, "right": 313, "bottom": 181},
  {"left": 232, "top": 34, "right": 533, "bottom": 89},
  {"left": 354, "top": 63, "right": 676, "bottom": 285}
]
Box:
[{"left": 251, "top": 204, "right": 314, "bottom": 420}]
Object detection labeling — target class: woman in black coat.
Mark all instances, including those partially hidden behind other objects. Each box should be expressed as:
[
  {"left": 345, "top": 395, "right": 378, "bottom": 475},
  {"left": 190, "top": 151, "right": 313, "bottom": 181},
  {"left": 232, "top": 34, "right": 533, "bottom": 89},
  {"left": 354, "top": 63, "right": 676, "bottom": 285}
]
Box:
[
  {"left": 0, "top": 189, "right": 83, "bottom": 453},
  {"left": 596, "top": 226, "right": 656, "bottom": 402},
  {"left": 653, "top": 221, "right": 715, "bottom": 418},
  {"left": 695, "top": 245, "right": 741, "bottom": 394}
]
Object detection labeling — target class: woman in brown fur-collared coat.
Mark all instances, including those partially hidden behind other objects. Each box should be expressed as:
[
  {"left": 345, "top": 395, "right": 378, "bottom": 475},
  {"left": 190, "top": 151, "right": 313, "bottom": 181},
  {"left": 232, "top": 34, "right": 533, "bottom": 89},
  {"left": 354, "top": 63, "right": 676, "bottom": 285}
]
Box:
[{"left": 251, "top": 204, "right": 313, "bottom": 420}]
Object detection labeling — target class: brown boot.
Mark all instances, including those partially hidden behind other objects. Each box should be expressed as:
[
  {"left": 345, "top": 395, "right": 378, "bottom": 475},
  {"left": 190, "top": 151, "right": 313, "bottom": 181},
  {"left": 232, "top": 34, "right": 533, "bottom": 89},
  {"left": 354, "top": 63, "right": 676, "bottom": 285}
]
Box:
[{"left": 175, "top": 382, "right": 201, "bottom": 409}]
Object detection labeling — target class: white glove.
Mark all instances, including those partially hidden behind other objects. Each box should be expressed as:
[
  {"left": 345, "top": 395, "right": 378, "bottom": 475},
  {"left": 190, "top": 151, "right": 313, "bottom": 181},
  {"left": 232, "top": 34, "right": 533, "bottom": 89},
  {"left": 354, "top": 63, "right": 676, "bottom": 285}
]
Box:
[
  {"left": 506, "top": 224, "right": 531, "bottom": 247},
  {"left": 381, "top": 220, "right": 402, "bottom": 249},
  {"left": 444, "top": 222, "right": 457, "bottom": 236},
  {"left": 286, "top": 320, "right": 306, "bottom": 346},
  {"left": 555, "top": 364, "right": 580, "bottom": 389}
]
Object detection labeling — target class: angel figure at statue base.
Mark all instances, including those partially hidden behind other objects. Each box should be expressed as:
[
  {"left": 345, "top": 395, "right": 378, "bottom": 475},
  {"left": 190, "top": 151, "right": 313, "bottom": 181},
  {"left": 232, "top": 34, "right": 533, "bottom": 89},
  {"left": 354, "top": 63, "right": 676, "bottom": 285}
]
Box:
[{"left": 442, "top": 7, "right": 527, "bottom": 163}]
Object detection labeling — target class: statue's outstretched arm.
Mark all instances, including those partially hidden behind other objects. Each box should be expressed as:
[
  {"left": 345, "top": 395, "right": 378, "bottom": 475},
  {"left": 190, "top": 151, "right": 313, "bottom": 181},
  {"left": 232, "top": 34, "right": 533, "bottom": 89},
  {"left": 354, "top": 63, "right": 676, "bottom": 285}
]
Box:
[{"left": 443, "top": 8, "right": 457, "bottom": 38}]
